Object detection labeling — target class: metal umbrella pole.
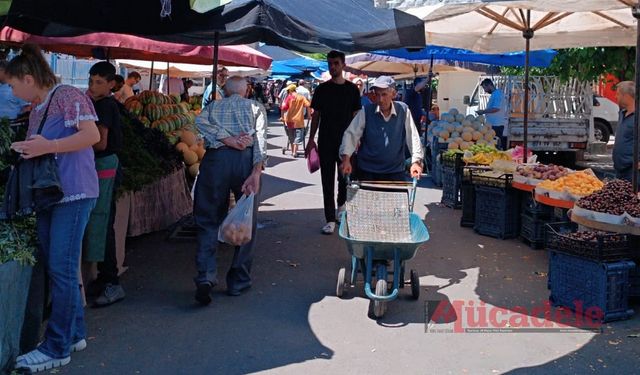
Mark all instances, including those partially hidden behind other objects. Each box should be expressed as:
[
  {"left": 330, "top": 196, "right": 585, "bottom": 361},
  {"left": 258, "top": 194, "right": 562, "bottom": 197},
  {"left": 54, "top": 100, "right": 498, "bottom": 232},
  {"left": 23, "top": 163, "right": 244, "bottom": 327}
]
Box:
[
  {"left": 211, "top": 32, "right": 220, "bottom": 102},
  {"left": 423, "top": 54, "right": 434, "bottom": 120},
  {"left": 166, "top": 61, "right": 170, "bottom": 95},
  {"left": 633, "top": 3, "right": 640, "bottom": 193},
  {"left": 522, "top": 10, "right": 533, "bottom": 161},
  {"left": 149, "top": 60, "right": 154, "bottom": 90}
]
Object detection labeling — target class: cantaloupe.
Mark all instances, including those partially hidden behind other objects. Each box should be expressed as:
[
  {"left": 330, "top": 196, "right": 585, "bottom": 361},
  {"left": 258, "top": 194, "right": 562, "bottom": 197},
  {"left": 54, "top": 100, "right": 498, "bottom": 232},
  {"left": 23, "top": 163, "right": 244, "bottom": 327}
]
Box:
[
  {"left": 449, "top": 108, "right": 459, "bottom": 116},
  {"left": 472, "top": 131, "right": 482, "bottom": 141},
  {"left": 448, "top": 142, "right": 459, "bottom": 150},
  {"left": 460, "top": 142, "right": 471, "bottom": 150},
  {"left": 439, "top": 131, "right": 450, "bottom": 140},
  {"left": 455, "top": 137, "right": 464, "bottom": 144},
  {"left": 461, "top": 132, "right": 473, "bottom": 142},
  {"left": 465, "top": 115, "right": 476, "bottom": 122},
  {"left": 188, "top": 163, "right": 200, "bottom": 177},
  {"left": 183, "top": 150, "right": 198, "bottom": 165},
  {"left": 454, "top": 125, "right": 464, "bottom": 133},
  {"left": 176, "top": 142, "right": 189, "bottom": 153},
  {"left": 450, "top": 131, "right": 460, "bottom": 139},
  {"left": 463, "top": 126, "right": 474, "bottom": 134},
  {"left": 181, "top": 130, "right": 197, "bottom": 146},
  {"left": 196, "top": 147, "right": 206, "bottom": 160}
]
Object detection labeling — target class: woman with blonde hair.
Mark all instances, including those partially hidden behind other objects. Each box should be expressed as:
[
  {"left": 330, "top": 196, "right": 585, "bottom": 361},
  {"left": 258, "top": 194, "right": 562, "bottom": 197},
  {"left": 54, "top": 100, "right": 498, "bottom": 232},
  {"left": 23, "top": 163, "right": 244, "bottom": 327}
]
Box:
[{"left": 6, "top": 44, "right": 100, "bottom": 373}]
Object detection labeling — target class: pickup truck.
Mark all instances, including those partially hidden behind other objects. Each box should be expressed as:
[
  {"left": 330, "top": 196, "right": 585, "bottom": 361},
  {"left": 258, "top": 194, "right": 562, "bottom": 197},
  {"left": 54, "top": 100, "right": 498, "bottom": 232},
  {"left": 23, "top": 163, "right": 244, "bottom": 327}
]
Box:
[{"left": 465, "top": 75, "right": 594, "bottom": 166}]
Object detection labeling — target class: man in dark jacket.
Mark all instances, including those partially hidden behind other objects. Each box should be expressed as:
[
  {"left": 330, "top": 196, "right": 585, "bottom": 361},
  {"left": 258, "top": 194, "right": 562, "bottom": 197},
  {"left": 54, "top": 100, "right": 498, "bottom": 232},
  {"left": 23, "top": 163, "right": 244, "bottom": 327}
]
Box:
[{"left": 612, "top": 81, "right": 639, "bottom": 182}]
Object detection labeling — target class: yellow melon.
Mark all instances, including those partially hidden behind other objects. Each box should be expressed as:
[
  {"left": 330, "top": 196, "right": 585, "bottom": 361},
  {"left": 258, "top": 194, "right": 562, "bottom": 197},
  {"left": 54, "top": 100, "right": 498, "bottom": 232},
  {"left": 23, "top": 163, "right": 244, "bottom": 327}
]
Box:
[
  {"left": 183, "top": 150, "right": 198, "bottom": 165},
  {"left": 196, "top": 147, "right": 206, "bottom": 160},
  {"left": 188, "top": 163, "right": 200, "bottom": 177},
  {"left": 176, "top": 142, "right": 189, "bottom": 153},
  {"left": 181, "top": 130, "right": 197, "bottom": 146}
]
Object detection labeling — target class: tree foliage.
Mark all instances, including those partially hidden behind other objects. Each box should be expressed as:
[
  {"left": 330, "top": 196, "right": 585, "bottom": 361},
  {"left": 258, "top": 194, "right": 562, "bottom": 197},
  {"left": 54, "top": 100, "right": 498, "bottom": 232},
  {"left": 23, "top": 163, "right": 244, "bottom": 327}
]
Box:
[{"left": 500, "top": 47, "right": 636, "bottom": 83}]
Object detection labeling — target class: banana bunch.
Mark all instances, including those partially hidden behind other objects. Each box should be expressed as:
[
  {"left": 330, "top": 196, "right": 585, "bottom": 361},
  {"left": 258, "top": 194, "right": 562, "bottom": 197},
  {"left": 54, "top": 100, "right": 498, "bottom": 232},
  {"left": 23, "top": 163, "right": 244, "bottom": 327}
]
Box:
[{"left": 464, "top": 151, "right": 511, "bottom": 165}]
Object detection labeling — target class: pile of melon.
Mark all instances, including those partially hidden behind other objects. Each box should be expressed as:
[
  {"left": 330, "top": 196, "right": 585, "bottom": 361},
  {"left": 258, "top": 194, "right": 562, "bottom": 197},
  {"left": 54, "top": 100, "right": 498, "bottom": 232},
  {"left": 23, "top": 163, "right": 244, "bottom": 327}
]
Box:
[
  {"left": 175, "top": 130, "right": 206, "bottom": 177},
  {"left": 426, "top": 108, "right": 498, "bottom": 150},
  {"left": 124, "top": 91, "right": 197, "bottom": 132}
]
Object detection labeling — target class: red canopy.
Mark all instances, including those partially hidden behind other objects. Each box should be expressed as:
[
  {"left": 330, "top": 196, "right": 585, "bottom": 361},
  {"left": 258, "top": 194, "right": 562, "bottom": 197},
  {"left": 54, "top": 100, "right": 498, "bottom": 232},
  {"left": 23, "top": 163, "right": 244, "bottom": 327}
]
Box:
[{"left": 0, "top": 27, "right": 272, "bottom": 69}]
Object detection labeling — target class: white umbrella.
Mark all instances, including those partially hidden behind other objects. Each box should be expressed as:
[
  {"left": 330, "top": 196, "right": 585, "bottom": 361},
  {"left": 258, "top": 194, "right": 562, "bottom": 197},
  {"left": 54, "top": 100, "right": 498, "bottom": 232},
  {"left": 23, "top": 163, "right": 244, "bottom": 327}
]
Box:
[
  {"left": 381, "top": 1, "right": 636, "bottom": 53},
  {"left": 117, "top": 60, "right": 268, "bottom": 78},
  {"left": 345, "top": 52, "right": 472, "bottom": 76},
  {"left": 378, "top": 0, "right": 640, "bottom": 190}
]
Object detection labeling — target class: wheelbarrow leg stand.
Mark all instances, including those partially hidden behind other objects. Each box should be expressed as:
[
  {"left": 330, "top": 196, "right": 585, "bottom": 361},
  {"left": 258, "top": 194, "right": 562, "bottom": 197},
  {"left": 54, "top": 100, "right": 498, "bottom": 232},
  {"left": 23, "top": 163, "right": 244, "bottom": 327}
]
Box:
[{"left": 364, "top": 247, "right": 400, "bottom": 302}]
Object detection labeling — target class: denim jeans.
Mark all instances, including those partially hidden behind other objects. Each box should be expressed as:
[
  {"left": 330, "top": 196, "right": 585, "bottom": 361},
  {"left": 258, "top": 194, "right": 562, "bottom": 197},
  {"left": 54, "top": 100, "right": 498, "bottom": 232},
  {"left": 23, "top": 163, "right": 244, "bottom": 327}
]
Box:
[
  {"left": 193, "top": 147, "right": 259, "bottom": 291},
  {"left": 36, "top": 198, "right": 96, "bottom": 359}
]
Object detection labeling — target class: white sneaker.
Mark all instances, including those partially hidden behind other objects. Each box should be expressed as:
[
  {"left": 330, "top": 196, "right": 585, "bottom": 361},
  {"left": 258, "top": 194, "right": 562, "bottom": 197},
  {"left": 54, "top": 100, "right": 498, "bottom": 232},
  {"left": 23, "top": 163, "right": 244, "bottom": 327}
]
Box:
[
  {"left": 71, "top": 339, "right": 87, "bottom": 353},
  {"left": 321, "top": 222, "right": 336, "bottom": 235},
  {"left": 15, "top": 349, "right": 70, "bottom": 373},
  {"left": 336, "top": 205, "right": 346, "bottom": 222}
]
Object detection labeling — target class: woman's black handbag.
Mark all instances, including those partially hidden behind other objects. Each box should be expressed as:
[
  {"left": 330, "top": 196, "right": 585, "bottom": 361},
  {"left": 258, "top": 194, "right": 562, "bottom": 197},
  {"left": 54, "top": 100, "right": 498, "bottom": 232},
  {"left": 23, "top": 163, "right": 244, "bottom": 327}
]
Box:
[{"left": 1, "top": 88, "right": 63, "bottom": 219}]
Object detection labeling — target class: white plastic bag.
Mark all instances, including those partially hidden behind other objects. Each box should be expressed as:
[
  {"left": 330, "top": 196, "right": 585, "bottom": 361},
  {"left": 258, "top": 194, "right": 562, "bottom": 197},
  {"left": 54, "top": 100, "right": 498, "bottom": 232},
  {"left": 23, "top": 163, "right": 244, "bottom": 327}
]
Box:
[{"left": 218, "top": 193, "right": 254, "bottom": 246}]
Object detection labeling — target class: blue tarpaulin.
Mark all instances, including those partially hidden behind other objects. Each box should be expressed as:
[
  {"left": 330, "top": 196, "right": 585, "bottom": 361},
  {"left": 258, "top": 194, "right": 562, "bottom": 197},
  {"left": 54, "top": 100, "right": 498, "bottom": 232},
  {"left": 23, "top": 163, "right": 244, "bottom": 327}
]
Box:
[
  {"left": 373, "top": 45, "right": 557, "bottom": 67},
  {"left": 270, "top": 57, "right": 327, "bottom": 78}
]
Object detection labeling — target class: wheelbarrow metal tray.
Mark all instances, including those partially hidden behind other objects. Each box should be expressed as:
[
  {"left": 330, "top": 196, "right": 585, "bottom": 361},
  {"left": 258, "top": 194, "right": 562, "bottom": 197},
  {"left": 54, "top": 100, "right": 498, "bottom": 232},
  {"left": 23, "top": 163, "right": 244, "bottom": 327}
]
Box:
[{"left": 339, "top": 213, "right": 429, "bottom": 261}]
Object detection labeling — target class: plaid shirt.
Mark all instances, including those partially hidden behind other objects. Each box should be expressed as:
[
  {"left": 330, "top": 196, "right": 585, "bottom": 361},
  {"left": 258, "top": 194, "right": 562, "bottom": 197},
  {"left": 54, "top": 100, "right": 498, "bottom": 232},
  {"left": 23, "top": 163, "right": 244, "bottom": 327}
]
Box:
[{"left": 196, "top": 94, "right": 268, "bottom": 166}]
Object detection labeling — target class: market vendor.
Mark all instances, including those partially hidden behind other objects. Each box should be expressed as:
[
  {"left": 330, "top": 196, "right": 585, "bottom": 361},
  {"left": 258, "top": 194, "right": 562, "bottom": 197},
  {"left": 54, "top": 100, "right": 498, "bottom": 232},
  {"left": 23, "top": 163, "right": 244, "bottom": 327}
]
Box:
[
  {"left": 193, "top": 76, "right": 267, "bottom": 305},
  {"left": 612, "top": 80, "right": 640, "bottom": 182},
  {"left": 339, "top": 75, "right": 423, "bottom": 181},
  {"left": 476, "top": 78, "right": 508, "bottom": 149}
]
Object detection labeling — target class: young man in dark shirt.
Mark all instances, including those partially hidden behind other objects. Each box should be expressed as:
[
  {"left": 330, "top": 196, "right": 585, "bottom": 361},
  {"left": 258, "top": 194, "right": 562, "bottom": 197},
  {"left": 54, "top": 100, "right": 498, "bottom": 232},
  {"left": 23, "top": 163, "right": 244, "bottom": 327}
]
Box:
[
  {"left": 307, "top": 50, "right": 361, "bottom": 234},
  {"left": 86, "top": 61, "right": 125, "bottom": 307}
]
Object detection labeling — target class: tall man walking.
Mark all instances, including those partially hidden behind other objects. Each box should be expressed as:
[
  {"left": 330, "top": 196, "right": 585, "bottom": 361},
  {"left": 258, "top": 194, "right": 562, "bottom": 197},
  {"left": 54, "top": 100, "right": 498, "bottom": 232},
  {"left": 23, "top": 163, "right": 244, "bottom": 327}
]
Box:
[
  {"left": 193, "top": 76, "right": 267, "bottom": 305},
  {"left": 307, "top": 50, "right": 361, "bottom": 235}
]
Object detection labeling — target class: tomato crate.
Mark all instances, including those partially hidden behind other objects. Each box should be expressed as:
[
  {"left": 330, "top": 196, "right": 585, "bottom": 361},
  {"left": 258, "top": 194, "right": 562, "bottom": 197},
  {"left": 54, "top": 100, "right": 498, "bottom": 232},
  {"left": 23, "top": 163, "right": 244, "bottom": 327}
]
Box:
[
  {"left": 473, "top": 184, "right": 519, "bottom": 239},
  {"left": 520, "top": 212, "right": 552, "bottom": 249},
  {"left": 460, "top": 182, "right": 475, "bottom": 227},
  {"left": 545, "top": 222, "right": 634, "bottom": 263},
  {"left": 441, "top": 166, "right": 462, "bottom": 209},
  {"left": 548, "top": 251, "right": 635, "bottom": 322}
]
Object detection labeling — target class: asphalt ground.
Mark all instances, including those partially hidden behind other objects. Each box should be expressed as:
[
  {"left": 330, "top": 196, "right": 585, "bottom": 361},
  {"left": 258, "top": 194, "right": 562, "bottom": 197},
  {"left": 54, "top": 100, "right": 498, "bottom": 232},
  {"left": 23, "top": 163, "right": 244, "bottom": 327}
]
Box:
[{"left": 53, "top": 115, "right": 640, "bottom": 375}]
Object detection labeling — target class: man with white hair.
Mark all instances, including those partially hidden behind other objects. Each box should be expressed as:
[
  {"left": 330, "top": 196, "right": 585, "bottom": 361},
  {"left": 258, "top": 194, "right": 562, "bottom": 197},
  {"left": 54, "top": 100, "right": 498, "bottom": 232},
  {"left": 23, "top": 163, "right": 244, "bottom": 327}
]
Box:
[
  {"left": 612, "top": 80, "right": 639, "bottom": 182},
  {"left": 296, "top": 79, "right": 311, "bottom": 100},
  {"left": 340, "top": 75, "right": 423, "bottom": 181},
  {"left": 193, "top": 76, "right": 268, "bottom": 305}
]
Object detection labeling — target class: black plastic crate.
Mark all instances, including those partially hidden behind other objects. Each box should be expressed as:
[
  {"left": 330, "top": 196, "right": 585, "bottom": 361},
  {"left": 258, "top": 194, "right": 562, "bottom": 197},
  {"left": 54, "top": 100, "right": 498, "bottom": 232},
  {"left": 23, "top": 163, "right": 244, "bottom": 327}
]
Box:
[
  {"left": 441, "top": 166, "right": 462, "bottom": 209},
  {"left": 521, "top": 193, "right": 553, "bottom": 217},
  {"left": 470, "top": 172, "right": 513, "bottom": 189},
  {"left": 474, "top": 185, "right": 519, "bottom": 239},
  {"left": 545, "top": 222, "right": 634, "bottom": 263},
  {"left": 460, "top": 182, "right": 475, "bottom": 227},
  {"left": 549, "top": 251, "right": 635, "bottom": 322},
  {"left": 520, "top": 213, "right": 551, "bottom": 249},
  {"left": 630, "top": 263, "right": 640, "bottom": 297},
  {"left": 441, "top": 151, "right": 464, "bottom": 171}
]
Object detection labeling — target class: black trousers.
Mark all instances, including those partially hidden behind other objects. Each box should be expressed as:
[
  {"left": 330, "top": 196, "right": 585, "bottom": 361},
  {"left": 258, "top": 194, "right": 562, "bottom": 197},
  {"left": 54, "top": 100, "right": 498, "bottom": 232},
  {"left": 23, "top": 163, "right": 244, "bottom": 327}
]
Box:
[
  {"left": 319, "top": 146, "right": 346, "bottom": 223},
  {"left": 96, "top": 165, "right": 122, "bottom": 285}
]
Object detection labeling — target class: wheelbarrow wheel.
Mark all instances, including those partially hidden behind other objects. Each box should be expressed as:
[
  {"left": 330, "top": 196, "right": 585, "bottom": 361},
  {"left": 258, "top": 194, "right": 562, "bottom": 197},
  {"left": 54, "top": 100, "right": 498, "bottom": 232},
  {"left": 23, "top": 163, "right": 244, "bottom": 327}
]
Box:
[
  {"left": 373, "top": 279, "right": 387, "bottom": 318},
  {"left": 336, "top": 268, "right": 347, "bottom": 297},
  {"left": 410, "top": 269, "right": 420, "bottom": 300}
]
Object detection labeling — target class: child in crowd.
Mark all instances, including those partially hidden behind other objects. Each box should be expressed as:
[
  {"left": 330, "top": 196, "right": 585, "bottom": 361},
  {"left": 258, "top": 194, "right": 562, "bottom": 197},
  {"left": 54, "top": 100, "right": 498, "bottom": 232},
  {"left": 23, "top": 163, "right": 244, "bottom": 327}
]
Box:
[{"left": 84, "top": 61, "right": 125, "bottom": 307}]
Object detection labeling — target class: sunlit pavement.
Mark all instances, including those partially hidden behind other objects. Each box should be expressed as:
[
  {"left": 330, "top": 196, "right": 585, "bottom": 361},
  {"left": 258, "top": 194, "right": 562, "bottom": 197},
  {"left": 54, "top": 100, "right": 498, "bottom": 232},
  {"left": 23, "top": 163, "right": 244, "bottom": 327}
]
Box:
[{"left": 57, "top": 113, "right": 640, "bottom": 375}]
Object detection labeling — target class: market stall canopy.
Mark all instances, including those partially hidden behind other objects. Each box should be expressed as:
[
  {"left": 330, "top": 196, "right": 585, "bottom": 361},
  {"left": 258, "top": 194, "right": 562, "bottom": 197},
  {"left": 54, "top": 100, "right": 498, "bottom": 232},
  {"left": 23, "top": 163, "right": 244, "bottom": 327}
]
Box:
[
  {"left": 345, "top": 53, "right": 472, "bottom": 76},
  {"left": 5, "top": 0, "right": 426, "bottom": 52},
  {"left": 372, "top": 46, "right": 557, "bottom": 67},
  {"left": 256, "top": 44, "right": 306, "bottom": 61},
  {"left": 375, "top": 0, "right": 637, "bottom": 52},
  {"left": 270, "top": 61, "right": 306, "bottom": 77},
  {"left": 117, "top": 60, "right": 267, "bottom": 78},
  {"left": 0, "top": 27, "right": 272, "bottom": 69}
]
